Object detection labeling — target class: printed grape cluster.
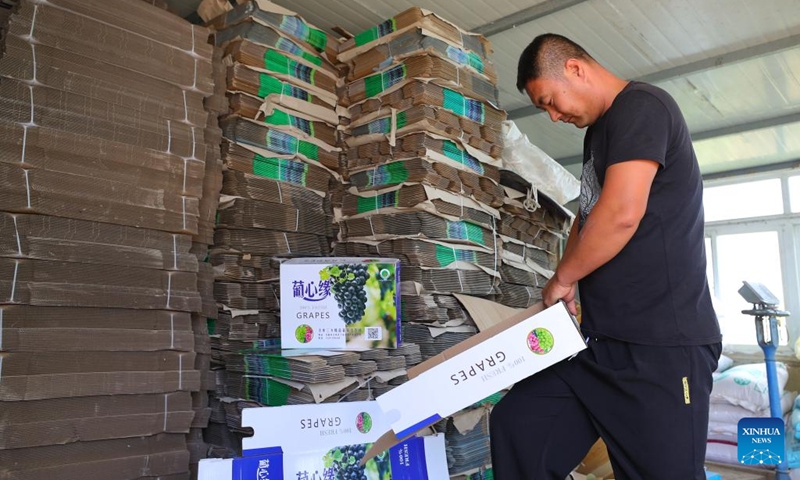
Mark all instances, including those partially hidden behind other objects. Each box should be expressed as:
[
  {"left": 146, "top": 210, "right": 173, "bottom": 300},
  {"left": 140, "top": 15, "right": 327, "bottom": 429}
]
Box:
[
  {"left": 329, "top": 444, "right": 368, "bottom": 480},
  {"left": 528, "top": 328, "right": 554, "bottom": 354},
  {"left": 323, "top": 264, "right": 369, "bottom": 325}
]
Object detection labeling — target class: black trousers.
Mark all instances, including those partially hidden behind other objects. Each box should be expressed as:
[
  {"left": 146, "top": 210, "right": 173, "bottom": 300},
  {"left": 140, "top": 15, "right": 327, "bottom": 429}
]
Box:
[{"left": 489, "top": 337, "right": 722, "bottom": 480}]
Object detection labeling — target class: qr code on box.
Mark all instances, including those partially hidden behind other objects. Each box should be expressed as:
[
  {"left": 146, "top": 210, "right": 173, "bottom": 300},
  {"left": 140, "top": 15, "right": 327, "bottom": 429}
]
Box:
[{"left": 365, "top": 327, "right": 382, "bottom": 340}]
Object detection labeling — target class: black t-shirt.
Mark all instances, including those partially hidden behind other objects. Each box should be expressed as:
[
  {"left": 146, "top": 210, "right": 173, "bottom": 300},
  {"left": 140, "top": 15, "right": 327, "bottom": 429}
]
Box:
[{"left": 577, "top": 81, "right": 721, "bottom": 346}]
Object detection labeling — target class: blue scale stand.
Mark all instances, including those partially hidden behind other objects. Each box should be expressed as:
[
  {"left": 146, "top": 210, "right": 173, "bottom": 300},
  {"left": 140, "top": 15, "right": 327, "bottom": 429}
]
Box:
[{"left": 740, "top": 281, "right": 791, "bottom": 480}]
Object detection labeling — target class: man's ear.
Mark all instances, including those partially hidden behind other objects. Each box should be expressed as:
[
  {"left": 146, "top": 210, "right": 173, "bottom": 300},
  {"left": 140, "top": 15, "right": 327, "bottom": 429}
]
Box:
[{"left": 564, "top": 58, "right": 584, "bottom": 79}]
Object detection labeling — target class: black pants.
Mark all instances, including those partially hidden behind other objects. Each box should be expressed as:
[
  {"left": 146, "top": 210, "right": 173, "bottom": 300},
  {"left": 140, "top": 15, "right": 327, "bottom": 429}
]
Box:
[{"left": 489, "top": 337, "right": 722, "bottom": 479}]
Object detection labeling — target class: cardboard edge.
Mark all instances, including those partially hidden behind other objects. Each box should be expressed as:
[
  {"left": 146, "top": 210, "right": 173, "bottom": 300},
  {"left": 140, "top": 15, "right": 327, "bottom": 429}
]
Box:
[
  {"left": 407, "top": 301, "right": 545, "bottom": 379},
  {"left": 424, "top": 434, "right": 449, "bottom": 479},
  {"left": 361, "top": 428, "right": 413, "bottom": 465}
]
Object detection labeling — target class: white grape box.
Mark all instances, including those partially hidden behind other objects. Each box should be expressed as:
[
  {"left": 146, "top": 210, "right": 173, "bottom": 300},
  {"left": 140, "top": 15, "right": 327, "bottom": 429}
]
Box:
[
  {"left": 365, "top": 301, "right": 586, "bottom": 460},
  {"left": 198, "top": 434, "right": 447, "bottom": 480},
  {"left": 241, "top": 401, "right": 390, "bottom": 455},
  {"left": 280, "top": 257, "right": 402, "bottom": 350},
  {"left": 198, "top": 401, "right": 447, "bottom": 480}
]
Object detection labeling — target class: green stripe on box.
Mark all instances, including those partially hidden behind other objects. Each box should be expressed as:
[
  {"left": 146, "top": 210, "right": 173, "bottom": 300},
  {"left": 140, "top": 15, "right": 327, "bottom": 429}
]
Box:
[
  {"left": 263, "top": 109, "right": 291, "bottom": 127},
  {"left": 264, "top": 49, "right": 292, "bottom": 75},
  {"left": 297, "top": 141, "right": 319, "bottom": 161},
  {"left": 252, "top": 154, "right": 309, "bottom": 186},
  {"left": 263, "top": 110, "right": 316, "bottom": 137},
  {"left": 369, "top": 162, "right": 410, "bottom": 186},
  {"left": 443, "top": 88, "right": 466, "bottom": 117},
  {"left": 307, "top": 29, "right": 327, "bottom": 51},
  {"left": 300, "top": 50, "right": 323, "bottom": 66},
  {"left": 446, "top": 220, "right": 487, "bottom": 245},
  {"left": 356, "top": 190, "right": 399, "bottom": 214},
  {"left": 257, "top": 73, "right": 315, "bottom": 103},
  {"left": 363, "top": 64, "right": 407, "bottom": 98},
  {"left": 364, "top": 75, "right": 383, "bottom": 99},
  {"left": 468, "top": 51, "right": 485, "bottom": 74},
  {"left": 397, "top": 111, "right": 408, "bottom": 130},
  {"left": 464, "top": 221, "right": 486, "bottom": 245},
  {"left": 442, "top": 140, "right": 485, "bottom": 175},
  {"left": 257, "top": 73, "right": 283, "bottom": 98},
  {"left": 435, "top": 244, "right": 456, "bottom": 266},
  {"left": 354, "top": 18, "right": 397, "bottom": 47},
  {"left": 245, "top": 377, "right": 291, "bottom": 406},
  {"left": 264, "top": 49, "right": 316, "bottom": 85}
]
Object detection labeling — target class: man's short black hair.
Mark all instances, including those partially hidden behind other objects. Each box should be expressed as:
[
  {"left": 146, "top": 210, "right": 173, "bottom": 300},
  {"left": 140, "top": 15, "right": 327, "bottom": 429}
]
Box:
[{"left": 516, "top": 34, "right": 593, "bottom": 92}]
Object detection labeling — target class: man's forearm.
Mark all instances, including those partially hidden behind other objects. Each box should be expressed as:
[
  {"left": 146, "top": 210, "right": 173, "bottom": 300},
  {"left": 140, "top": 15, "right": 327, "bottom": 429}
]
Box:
[{"left": 555, "top": 203, "right": 640, "bottom": 285}]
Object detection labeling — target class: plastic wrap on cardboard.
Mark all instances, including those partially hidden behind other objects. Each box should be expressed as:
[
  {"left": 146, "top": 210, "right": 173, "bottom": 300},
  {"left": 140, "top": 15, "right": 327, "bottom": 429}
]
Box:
[{"left": 501, "top": 120, "right": 580, "bottom": 206}]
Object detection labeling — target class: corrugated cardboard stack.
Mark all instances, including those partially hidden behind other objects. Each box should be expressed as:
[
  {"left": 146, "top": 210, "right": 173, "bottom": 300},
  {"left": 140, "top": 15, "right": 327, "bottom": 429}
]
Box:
[
  {"left": 0, "top": 0, "right": 221, "bottom": 478},
  {"left": 187, "top": 40, "right": 228, "bottom": 479},
  {"left": 335, "top": 8, "right": 505, "bottom": 363},
  {"left": 334, "top": 11, "right": 575, "bottom": 478},
  {"left": 201, "top": 0, "right": 342, "bottom": 458},
  {"left": 0, "top": 0, "right": 19, "bottom": 59},
  {"left": 494, "top": 171, "right": 572, "bottom": 309}
]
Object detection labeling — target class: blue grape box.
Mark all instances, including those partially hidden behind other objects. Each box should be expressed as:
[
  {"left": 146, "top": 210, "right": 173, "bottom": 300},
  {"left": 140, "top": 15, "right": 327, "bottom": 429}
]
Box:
[
  {"left": 198, "top": 434, "right": 447, "bottom": 480},
  {"left": 198, "top": 402, "right": 447, "bottom": 480},
  {"left": 280, "top": 257, "right": 402, "bottom": 350}
]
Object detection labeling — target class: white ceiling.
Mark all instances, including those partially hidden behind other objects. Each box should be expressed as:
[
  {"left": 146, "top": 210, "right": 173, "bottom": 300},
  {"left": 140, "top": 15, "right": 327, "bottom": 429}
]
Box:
[{"left": 263, "top": 0, "right": 800, "bottom": 176}]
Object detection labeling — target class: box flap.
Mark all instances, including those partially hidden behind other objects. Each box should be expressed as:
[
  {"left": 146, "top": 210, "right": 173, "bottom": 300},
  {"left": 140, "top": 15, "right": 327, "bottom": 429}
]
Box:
[
  {"left": 407, "top": 302, "right": 544, "bottom": 379},
  {"left": 453, "top": 293, "right": 521, "bottom": 332}
]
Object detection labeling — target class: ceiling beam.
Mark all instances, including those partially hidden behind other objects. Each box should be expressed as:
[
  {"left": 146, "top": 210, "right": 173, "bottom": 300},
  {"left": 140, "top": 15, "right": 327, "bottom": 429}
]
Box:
[
  {"left": 508, "top": 33, "right": 800, "bottom": 120},
  {"left": 691, "top": 111, "right": 800, "bottom": 142},
  {"left": 472, "top": 0, "right": 588, "bottom": 37},
  {"left": 703, "top": 158, "right": 800, "bottom": 182},
  {"left": 556, "top": 111, "right": 800, "bottom": 166}
]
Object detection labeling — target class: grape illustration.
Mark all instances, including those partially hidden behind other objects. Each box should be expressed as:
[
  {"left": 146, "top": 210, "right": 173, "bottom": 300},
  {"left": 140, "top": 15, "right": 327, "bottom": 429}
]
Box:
[
  {"left": 295, "top": 324, "right": 314, "bottom": 343},
  {"left": 356, "top": 412, "right": 372, "bottom": 434},
  {"left": 321, "top": 264, "right": 370, "bottom": 325},
  {"left": 527, "top": 328, "right": 554, "bottom": 354},
  {"left": 326, "top": 444, "right": 368, "bottom": 480}
]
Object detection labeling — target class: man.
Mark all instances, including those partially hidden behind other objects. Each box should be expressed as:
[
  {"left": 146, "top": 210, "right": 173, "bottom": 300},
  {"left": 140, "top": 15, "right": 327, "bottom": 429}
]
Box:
[{"left": 489, "top": 34, "right": 722, "bottom": 479}]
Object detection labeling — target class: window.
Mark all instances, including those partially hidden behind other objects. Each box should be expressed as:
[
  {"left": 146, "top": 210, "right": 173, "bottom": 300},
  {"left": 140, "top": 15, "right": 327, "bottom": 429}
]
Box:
[
  {"left": 714, "top": 231, "right": 784, "bottom": 345},
  {"left": 704, "top": 172, "right": 800, "bottom": 350},
  {"left": 789, "top": 175, "right": 800, "bottom": 213},
  {"left": 704, "top": 178, "right": 783, "bottom": 222}
]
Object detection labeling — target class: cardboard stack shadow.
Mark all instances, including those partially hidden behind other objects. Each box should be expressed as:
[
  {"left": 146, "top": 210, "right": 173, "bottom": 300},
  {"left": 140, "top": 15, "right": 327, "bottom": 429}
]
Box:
[{"left": 0, "top": 0, "right": 224, "bottom": 477}]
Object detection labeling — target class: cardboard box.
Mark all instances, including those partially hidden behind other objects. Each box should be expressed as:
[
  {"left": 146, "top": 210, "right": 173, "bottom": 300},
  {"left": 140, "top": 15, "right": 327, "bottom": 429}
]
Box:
[
  {"left": 280, "top": 258, "right": 401, "bottom": 350},
  {"left": 199, "top": 435, "right": 446, "bottom": 480},
  {"left": 241, "top": 400, "right": 393, "bottom": 454},
  {"left": 198, "top": 401, "right": 448, "bottom": 480},
  {"left": 365, "top": 301, "right": 586, "bottom": 459}
]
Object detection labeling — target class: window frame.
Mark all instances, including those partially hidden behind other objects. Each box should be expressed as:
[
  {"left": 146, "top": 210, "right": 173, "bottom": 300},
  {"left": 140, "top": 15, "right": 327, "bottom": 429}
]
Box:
[{"left": 704, "top": 169, "right": 800, "bottom": 357}]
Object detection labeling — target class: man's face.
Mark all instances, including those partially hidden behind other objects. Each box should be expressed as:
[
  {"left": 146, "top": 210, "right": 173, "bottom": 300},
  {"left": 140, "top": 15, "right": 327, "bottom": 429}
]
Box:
[{"left": 524, "top": 71, "right": 594, "bottom": 128}]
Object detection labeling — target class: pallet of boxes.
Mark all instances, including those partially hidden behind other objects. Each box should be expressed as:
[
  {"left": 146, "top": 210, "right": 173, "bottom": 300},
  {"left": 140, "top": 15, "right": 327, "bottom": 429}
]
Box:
[
  {"left": 197, "top": 2, "right": 442, "bottom": 479},
  {"left": 0, "top": 0, "right": 225, "bottom": 478},
  {"left": 336, "top": 8, "right": 578, "bottom": 477},
  {"left": 336, "top": 8, "right": 507, "bottom": 477},
  {"left": 198, "top": 0, "right": 341, "bottom": 458}
]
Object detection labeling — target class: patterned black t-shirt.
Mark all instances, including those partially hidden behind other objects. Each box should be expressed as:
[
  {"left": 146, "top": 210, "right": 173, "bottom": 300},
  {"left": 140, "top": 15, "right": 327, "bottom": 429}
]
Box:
[{"left": 577, "top": 81, "right": 721, "bottom": 346}]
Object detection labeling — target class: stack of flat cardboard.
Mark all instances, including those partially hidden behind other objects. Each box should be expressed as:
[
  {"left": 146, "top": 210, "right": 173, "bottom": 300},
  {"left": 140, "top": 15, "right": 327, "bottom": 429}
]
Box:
[
  {"left": 493, "top": 171, "right": 573, "bottom": 308},
  {"left": 0, "top": 0, "right": 20, "bottom": 59},
  {"left": 0, "top": 0, "right": 223, "bottom": 478},
  {"left": 188, "top": 42, "right": 228, "bottom": 480},
  {"left": 335, "top": 9, "right": 505, "bottom": 371},
  {"left": 201, "top": 0, "right": 342, "bottom": 461}
]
